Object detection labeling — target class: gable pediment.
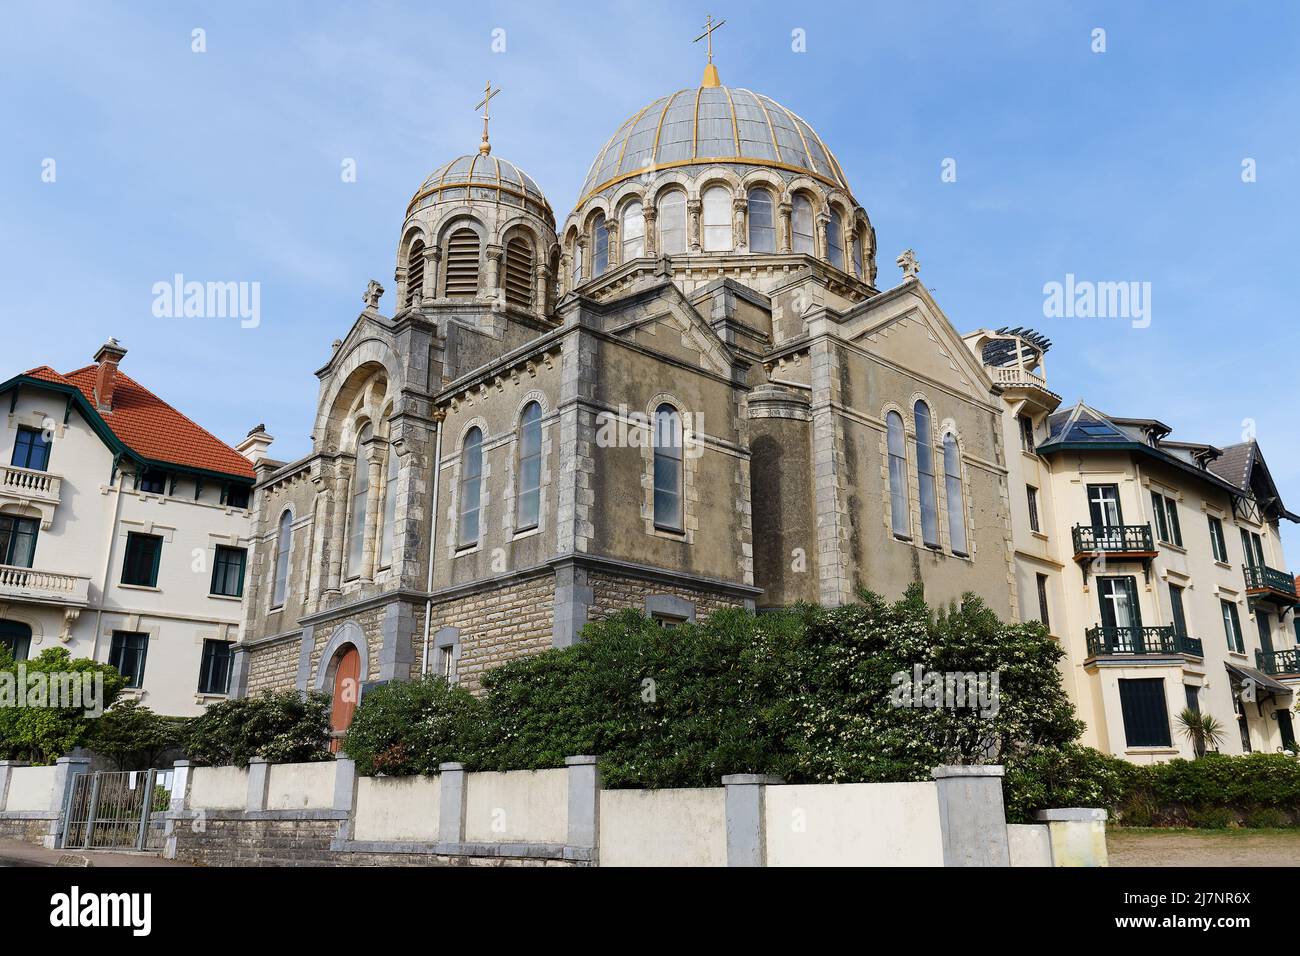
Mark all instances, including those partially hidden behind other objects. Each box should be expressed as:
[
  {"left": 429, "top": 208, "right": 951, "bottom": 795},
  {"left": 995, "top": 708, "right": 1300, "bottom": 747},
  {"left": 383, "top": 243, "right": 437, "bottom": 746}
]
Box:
[{"left": 602, "top": 287, "right": 733, "bottom": 377}]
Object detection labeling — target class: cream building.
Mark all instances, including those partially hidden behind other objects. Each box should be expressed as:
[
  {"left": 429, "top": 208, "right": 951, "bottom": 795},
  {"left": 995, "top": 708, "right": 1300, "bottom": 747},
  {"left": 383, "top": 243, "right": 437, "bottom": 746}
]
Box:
[
  {"left": 0, "top": 340, "right": 258, "bottom": 716},
  {"left": 968, "top": 328, "right": 1299, "bottom": 762}
]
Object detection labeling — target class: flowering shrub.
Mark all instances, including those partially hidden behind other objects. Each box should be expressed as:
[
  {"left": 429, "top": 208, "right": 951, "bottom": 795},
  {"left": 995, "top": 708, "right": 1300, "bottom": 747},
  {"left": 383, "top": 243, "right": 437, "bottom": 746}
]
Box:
[{"left": 185, "top": 690, "right": 333, "bottom": 767}]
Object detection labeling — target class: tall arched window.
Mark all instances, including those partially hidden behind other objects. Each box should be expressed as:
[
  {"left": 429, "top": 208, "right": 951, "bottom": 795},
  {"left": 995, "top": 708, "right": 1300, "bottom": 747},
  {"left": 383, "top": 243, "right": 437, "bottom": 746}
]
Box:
[
  {"left": 592, "top": 213, "right": 609, "bottom": 275},
  {"left": 503, "top": 235, "right": 534, "bottom": 309},
  {"left": 657, "top": 189, "right": 687, "bottom": 254},
  {"left": 272, "top": 509, "right": 292, "bottom": 607},
  {"left": 405, "top": 239, "right": 425, "bottom": 309},
  {"left": 792, "top": 194, "right": 816, "bottom": 254},
  {"left": 653, "top": 405, "right": 683, "bottom": 532},
  {"left": 621, "top": 201, "right": 645, "bottom": 261},
  {"left": 852, "top": 230, "right": 865, "bottom": 279},
  {"left": 914, "top": 402, "right": 939, "bottom": 547},
  {"left": 347, "top": 424, "right": 372, "bottom": 577},
  {"left": 944, "top": 434, "right": 968, "bottom": 555},
  {"left": 444, "top": 228, "right": 480, "bottom": 297},
  {"left": 458, "top": 427, "right": 483, "bottom": 547},
  {"left": 827, "top": 208, "right": 845, "bottom": 270},
  {"left": 747, "top": 188, "right": 776, "bottom": 253},
  {"left": 702, "top": 185, "right": 732, "bottom": 252},
  {"left": 516, "top": 402, "right": 542, "bottom": 531},
  {"left": 886, "top": 411, "right": 909, "bottom": 538},
  {"left": 379, "top": 440, "right": 399, "bottom": 568}
]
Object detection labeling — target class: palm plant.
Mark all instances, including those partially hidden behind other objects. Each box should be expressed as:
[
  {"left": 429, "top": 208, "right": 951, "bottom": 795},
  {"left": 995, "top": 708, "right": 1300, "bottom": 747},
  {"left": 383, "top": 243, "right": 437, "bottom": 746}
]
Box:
[{"left": 1177, "top": 708, "right": 1225, "bottom": 757}]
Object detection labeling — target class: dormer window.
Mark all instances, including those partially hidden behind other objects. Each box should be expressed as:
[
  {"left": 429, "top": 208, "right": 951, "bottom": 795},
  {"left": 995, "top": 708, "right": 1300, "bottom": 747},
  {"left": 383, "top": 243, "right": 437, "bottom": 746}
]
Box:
[
  {"left": 138, "top": 469, "right": 166, "bottom": 494},
  {"left": 11, "top": 426, "right": 50, "bottom": 472}
]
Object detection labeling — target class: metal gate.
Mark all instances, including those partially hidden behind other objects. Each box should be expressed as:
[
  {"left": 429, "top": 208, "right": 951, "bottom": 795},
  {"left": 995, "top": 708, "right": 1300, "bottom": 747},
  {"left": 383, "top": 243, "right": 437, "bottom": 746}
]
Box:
[{"left": 61, "top": 770, "right": 165, "bottom": 850}]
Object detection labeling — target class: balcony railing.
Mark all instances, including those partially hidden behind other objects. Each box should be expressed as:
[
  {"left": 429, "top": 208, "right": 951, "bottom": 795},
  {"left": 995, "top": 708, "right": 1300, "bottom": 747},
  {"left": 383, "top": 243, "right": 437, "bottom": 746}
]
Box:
[
  {"left": 0, "top": 565, "right": 90, "bottom": 606},
  {"left": 0, "top": 464, "right": 62, "bottom": 503},
  {"left": 1072, "top": 523, "right": 1156, "bottom": 555},
  {"left": 1244, "top": 564, "right": 1297, "bottom": 597},
  {"left": 990, "top": 365, "right": 1049, "bottom": 389},
  {"left": 1256, "top": 648, "right": 1300, "bottom": 676},
  {"left": 1085, "top": 625, "right": 1203, "bottom": 658}
]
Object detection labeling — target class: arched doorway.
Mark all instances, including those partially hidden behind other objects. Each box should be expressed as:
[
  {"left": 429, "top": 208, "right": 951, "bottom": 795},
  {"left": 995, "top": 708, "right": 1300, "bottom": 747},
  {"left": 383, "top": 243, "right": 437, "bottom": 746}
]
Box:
[
  {"left": 328, "top": 645, "right": 361, "bottom": 753},
  {"left": 0, "top": 620, "right": 31, "bottom": 661}
]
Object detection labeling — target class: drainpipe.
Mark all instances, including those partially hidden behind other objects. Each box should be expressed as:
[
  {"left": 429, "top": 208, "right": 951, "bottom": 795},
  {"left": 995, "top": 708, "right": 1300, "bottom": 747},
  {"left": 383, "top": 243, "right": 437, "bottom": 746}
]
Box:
[{"left": 421, "top": 415, "right": 444, "bottom": 675}]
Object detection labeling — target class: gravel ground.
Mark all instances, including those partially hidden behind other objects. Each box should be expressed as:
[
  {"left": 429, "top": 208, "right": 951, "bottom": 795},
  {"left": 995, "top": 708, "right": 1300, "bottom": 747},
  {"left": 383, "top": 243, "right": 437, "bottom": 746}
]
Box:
[{"left": 1108, "top": 829, "right": 1300, "bottom": 867}]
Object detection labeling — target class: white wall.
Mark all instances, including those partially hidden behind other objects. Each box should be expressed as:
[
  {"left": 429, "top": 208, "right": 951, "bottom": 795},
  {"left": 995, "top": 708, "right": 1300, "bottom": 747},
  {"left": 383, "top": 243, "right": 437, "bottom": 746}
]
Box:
[
  {"left": 1007, "top": 823, "right": 1053, "bottom": 867},
  {"left": 3, "top": 766, "right": 58, "bottom": 812},
  {"left": 599, "top": 787, "right": 727, "bottom": 867},
  {"left": 188, "top": 765, "right": 249, "bottom": 810},
  {"left": 464, "top": 769, "right": 567, "bottom": 844},
  {"left": 266, "top": 762, "right": 336, "bottom": 810},
  {"left": 764, "top": 782, "right": 944, "bottom": 867},
  {"left": 354, "top": 775, "right": 440, "bottom": 843}
]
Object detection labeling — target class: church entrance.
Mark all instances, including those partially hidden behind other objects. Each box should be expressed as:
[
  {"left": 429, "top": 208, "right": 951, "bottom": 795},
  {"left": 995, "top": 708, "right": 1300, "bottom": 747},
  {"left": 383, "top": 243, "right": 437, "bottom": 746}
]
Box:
[
  {"left": 328, "top": 645, "right": 360, "bottom": 753},
  {"left": 0, "top": 620, "right": 31, "bottom": 661}
]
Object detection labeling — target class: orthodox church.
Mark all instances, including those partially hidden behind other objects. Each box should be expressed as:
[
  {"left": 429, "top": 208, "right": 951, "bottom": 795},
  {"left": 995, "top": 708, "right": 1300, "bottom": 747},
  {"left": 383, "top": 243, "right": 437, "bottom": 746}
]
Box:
[{"left": 233, "top": 41, "right": 1020, "bottom": 732}]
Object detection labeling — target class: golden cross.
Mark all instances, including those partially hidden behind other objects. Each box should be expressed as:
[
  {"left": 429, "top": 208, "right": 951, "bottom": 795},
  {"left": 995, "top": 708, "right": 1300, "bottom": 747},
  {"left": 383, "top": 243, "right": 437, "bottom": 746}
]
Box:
[
  {"left": 693, "top": 14, "right": 726, "bottom": 64},
  {"left": 475, "top": 81, "right": 501, "bottom": 156}
]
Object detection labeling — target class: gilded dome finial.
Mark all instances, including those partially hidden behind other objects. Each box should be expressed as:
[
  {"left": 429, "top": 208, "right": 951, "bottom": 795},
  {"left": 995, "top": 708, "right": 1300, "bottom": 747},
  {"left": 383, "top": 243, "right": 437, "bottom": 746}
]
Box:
[
  {"left": 693, "top": 15, "right": 726, "bottom": 88},
  {"left": 475, "top": 80, "right": 501, "bottom": 156}
]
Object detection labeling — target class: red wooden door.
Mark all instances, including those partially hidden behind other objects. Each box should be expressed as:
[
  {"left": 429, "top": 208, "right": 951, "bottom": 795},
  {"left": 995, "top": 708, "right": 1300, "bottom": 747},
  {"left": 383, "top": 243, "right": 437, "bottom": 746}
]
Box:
[{"left": 329, "top": 647, "right": 361, "bottom": 753}]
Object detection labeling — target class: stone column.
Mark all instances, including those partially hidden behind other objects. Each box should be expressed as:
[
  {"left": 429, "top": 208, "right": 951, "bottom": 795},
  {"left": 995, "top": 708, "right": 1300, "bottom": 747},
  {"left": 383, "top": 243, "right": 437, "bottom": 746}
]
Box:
[
  {"left": 246, "top": 757, "right": 271, "bottom": 812},
  {"left": 422, "top": 245, "right": 440, "bottom": 303},
  {"left": 534, "top": 262, "right": 549, "bottom": 314},
  {"left": 393, "top": 264, "right": 408, "bottom": 313},
  {"left": 565, "top": 755, "right": 600, "bottom": 861},
  {"left": 558, "top": 252, "right": 572, "bottom": 296},
  {"left": 360, "top": 442, "right": 384, "bottom": 580},
  {"left": 437, "top": 762, "right": 467, "bottom": 850},
  {"left": 485, "top": 243, "right": 503, "bottom": 299},
  {"left": 931, "top": 765, "right": 1011, "bottom": 867},
  {"left": 723, "top": 773, "right": 782, "bottom": 867},
  {"left": 325, "top": 463, "right": 351, "bottom": 593},
  {"left": 845, "top": 222, "right": 860, "bottom": 278},
  {"left": 816, "top": 212, "right": 830, "bottom": 262},
  {"left": 574, "top": 237, "right": 588, "bottom": 287},
  {"left": 1034, "top": 808, "right": 1108, "bottom": 866},
  {"left": 687, "top": 198, "right": 703, "bottom": 252},
  {"left": 642, "top": 204, "right": 658, "bottom": 258},
  {"left": 48, "top": 755, "right": 90, "bottom": 849},
  {"left": 605, "top": 218, "right": 620, "bottom": 269},
  {"left": 778, "top": 201, "right": 792, "bottom": 253},
  {"left": 733, "top": 196, "right": 748, "bottom": 250}
]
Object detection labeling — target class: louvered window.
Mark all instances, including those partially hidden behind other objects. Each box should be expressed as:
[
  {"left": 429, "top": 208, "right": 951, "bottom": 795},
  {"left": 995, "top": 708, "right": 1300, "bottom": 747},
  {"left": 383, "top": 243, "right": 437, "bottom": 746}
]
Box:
[
  {"left": 503, "top": 236, "right": 534, "bottom": 309},
  {"left": 444, "top": 228, "right": 480, "bottom": 297},
  {"left": 405, "top": 240, "right": 424, "bottom": 308}
]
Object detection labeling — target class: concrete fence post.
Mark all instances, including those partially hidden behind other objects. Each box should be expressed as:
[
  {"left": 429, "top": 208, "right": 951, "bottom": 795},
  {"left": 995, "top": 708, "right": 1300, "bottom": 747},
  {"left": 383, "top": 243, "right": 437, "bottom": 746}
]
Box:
[
  {"left": 1034, "top": 808, "right": 1108, "bottom": 867},
  {"left": 565, "top": 755, "right": 601, "bottom": 861},
  {"left": 931, "top": 765, "right": 1011, "bottom": 867},
  {"left": 437, "top": 762, "right": 467, "bottom": 851},
  {"left": 246, "top": 757, "right": 271, "bottom": 812},
  {"left": 168, "top": 760, "right": 192, "bottom": 813},
  {"left": 0, "top": 760, "right": 29, "bottom": 812},
  {"left": 48, "top": 755, "right": 90, "bottom": 849},
  {"left": 333, "top": 757, "right": 358, "bottom": 843},
  {"left": 722, "top": 774, "right": 783, "bottom": 867}
]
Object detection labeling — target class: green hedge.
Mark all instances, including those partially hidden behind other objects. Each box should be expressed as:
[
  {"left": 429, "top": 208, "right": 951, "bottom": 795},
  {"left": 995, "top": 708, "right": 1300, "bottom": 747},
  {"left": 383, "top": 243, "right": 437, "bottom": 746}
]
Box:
[{"left": 185, "top": 690, "right": 333, "bottom": 767}]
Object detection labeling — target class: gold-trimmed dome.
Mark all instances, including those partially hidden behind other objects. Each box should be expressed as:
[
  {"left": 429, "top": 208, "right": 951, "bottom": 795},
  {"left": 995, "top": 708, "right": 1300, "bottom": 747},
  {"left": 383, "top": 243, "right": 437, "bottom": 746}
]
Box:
[
  {"left": 407, "top": 153, "right": 554, "bottom": 227},
  {"left": 576, "top": 86, "right": 850, "bottom": 205}
]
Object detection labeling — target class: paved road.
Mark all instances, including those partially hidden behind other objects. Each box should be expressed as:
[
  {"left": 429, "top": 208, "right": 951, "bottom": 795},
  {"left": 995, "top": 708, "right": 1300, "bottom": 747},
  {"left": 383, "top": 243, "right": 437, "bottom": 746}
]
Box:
[{"left": 0, "top": 839, "right": 190, "bottom": 867}]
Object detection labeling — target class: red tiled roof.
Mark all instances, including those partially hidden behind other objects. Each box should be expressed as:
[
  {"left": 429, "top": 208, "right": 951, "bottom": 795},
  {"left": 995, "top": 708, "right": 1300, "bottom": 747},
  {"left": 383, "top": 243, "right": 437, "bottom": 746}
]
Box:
[{"left": 23, "top": 364, "right": 254, "bottom": 481}]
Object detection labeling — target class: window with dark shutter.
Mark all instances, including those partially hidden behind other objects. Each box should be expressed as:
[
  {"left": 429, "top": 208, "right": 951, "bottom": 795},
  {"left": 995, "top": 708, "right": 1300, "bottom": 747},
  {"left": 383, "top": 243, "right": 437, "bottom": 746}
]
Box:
[
  {"left": 503, "top": 236, "right": 534, "bottom": 309},
  {"left": 405, "top": 240, "right": 425, "bottom": 308},
  {"left": 1118, "top": 678, "right": 1171, "bottom": 747},
  {"left": 444, "top": 229, "right": 481, "bottom": 297}
]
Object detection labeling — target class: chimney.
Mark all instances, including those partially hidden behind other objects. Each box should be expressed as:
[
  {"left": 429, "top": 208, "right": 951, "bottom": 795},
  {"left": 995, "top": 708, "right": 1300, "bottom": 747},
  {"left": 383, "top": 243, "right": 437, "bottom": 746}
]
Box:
[
  {"left": 92, "top": 337, "right": 128, "bottom": 412},
  {"left": 236, "top": 423, "right": 274, "bottom": 464}
]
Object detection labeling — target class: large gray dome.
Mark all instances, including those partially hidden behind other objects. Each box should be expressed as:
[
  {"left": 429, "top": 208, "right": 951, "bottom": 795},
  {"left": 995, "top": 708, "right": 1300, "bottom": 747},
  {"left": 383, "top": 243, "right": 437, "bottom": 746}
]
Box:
[
  {"left": 407, "top": 153, "right": 554, "bottom": 227},
  {"left": 577, "top": 86, "right": 850, "bottom": 204}
]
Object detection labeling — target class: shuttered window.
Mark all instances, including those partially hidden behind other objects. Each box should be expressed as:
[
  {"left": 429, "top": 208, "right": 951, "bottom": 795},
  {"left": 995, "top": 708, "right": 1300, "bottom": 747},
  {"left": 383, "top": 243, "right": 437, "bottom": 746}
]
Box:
[
  {"left": 503, "top": 236, "right": 534, "bottom": 309},
  {"left": 444, "top": 229, "right": 480, "bottom": 297},
  {"left": 405, "top": 240, "right": 425, "bottom": 308},
  {"left": 1118, "top": 678, "right": 1171, "bottom": 747}
]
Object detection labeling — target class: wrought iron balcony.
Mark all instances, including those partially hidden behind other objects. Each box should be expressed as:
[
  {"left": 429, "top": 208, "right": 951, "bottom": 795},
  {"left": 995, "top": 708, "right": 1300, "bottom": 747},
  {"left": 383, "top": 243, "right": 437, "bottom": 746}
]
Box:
[
  {"left": 1256, "top": 648, "right": 1300, "bottom": 676},
  {"left": 1072, "top": 523, "right": 1156, "bottom": 556},
  {"left": 1085, "top": 625, "right": 1203, "bottom": 658},
  {"left": 0, "top": 565, "right": 90, "bottom": 607},
  {"left": 1244, "top": 564, "right": 1298, "bottom": 600}
]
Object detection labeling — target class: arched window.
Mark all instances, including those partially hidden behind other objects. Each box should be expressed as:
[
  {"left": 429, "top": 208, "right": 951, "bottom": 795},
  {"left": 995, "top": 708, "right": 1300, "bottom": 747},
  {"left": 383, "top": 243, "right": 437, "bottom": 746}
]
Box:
[
  {"left": 444, "top": 228, "right": 480, "bottom": 297},
  {"left": 747, "top": 188, "right": 776, "bottom": 253},
  {"left": 405, "top": 239, "right": 425, "bottom": 309},
  {"left": 657, "top": 189, "right": 687, "bottom": 254},
  {"left": 458, "top": 427, "right": 483, "bottom": 547},
  {"left": 852, "top": 229, "right": 865, "bottom": 279},
  {"left": 914, "top": 402, "right": 939, "bottom": 547},
  {"left": 570, "top": 236, "right": 582, "bottom": 288},
  {"left": 886, "top": 411, "right": 908, "bottom": 538},
  {"left": 272, "top": 509, "right": 292, "bottom": 607},
  {"left": 653, "top": 405, "right": 684, "bottom": 532},
  {"left": 503, "top": 235, "right": 534, "bottom": 309},
  {"left": 621, "top": 201, "right": 645, "bottom": 261},
  {"left": 592, "top": 213, "right": 609, "bottom": 275},
  {"left": 702, "top": 185, "right": 732, "bottom": 252},
  {"left": 0, "top": 620, "right": 31, "bottom": 661},
  {"left": 516, "top": 402, "right": 542, "bottom": 531},
  {"left": 346, "top": 424, "right": 372, "bottom": 577},
  {"left": 827, "top": 208, "right": 845, "bottom": 270},
  {"left": 379, "top": 440, "right": 399, "bottom": 568},
  {"left": 944, "top": 434, "right": 968, "bottom": 555},
  {"left": 792, "top": 194, "right": 816, "bottom": 255}
]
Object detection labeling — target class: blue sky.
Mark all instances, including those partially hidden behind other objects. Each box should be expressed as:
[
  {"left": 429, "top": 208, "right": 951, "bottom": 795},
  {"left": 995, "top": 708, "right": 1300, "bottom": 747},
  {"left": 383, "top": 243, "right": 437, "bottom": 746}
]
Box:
[{"left": 3, "top": 1, "right": 1299, "bottom": 555}]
